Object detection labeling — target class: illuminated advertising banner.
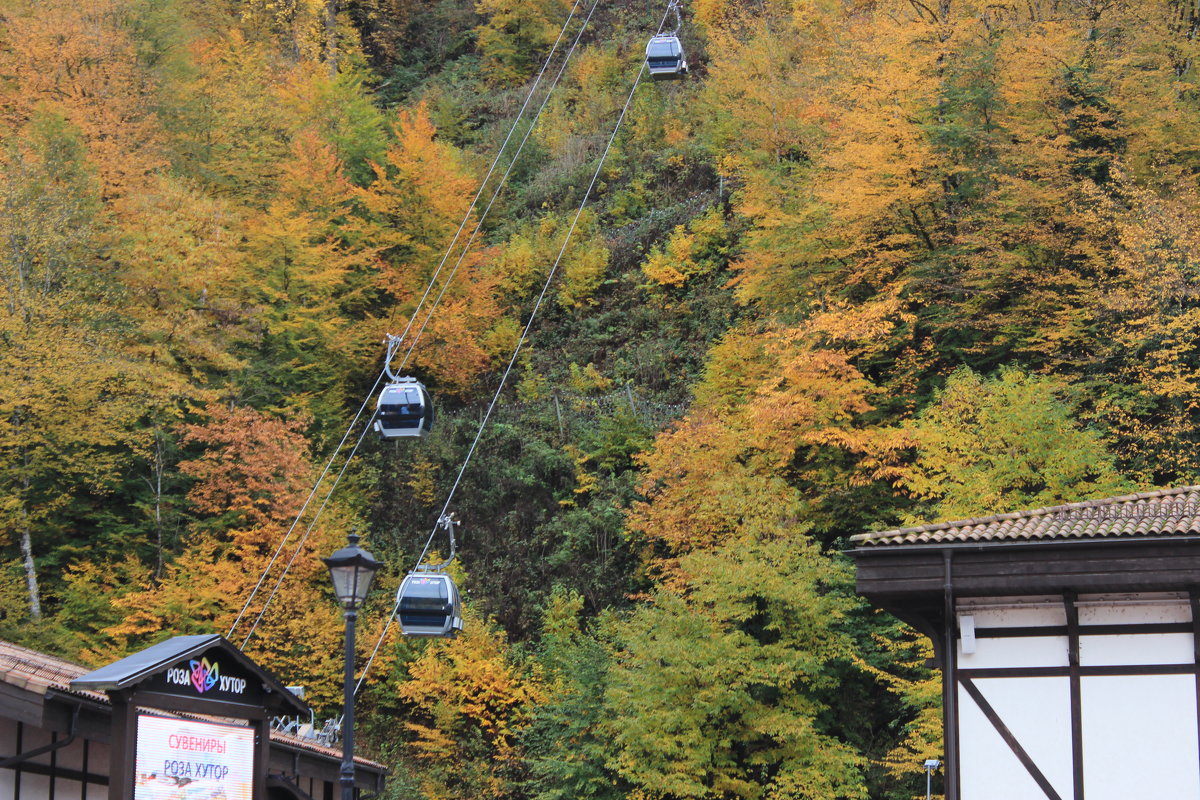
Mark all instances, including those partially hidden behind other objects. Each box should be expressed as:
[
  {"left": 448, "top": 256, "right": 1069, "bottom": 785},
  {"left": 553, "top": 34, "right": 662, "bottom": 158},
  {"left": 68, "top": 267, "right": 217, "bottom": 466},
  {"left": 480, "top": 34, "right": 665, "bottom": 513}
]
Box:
[{"left": 134, "top": 714, "right": 254, "bottom": 800}]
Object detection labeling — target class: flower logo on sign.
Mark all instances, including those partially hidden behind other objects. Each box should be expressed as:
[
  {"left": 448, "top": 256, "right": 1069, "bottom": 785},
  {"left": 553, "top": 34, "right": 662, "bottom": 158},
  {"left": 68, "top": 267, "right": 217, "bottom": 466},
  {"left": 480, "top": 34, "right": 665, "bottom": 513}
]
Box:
[{"left": 189, "top": 658, "right": 219, "bottom": 694}]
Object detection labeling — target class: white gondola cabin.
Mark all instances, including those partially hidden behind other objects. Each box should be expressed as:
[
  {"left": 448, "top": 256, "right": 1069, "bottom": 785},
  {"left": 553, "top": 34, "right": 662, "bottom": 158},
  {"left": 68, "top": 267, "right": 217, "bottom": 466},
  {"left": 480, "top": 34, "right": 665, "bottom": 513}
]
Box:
[
  {"left": 645, "top": 34, "right": 688, "bottom": 80},
  {"left": 374, "top": 378, "right": 434, "bottom": 439},
  {"left": 397, "top": 571, "right": 463, "bottom": 638}
]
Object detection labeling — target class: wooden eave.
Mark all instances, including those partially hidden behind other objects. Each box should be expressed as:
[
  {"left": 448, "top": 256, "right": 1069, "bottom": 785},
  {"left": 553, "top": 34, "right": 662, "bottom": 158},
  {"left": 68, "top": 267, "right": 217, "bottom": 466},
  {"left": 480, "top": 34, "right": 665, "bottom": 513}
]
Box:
[
  {"left": 70, "top": 634, "right": 308, "bottom": 718},
  {"left": 853, "top": 535, "right": 1200, "bottom": 609}
]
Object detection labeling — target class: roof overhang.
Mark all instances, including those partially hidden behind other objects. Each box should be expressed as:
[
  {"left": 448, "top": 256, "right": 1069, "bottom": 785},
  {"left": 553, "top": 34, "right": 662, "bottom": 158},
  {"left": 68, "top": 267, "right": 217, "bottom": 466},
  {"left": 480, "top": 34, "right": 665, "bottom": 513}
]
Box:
[
  {"left": 852, "top": 534, "right": 1200, "bottom": 609},
  {"left": 70, "top": 634, "right": 308, "bottom": 717}
]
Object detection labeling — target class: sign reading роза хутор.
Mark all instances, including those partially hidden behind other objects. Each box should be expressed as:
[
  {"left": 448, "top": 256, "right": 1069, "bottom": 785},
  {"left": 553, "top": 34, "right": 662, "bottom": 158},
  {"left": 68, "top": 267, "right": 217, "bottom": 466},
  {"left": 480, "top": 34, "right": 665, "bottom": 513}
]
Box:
[{"left": 134, "top": 714, "right": 254, "bottom": 800}]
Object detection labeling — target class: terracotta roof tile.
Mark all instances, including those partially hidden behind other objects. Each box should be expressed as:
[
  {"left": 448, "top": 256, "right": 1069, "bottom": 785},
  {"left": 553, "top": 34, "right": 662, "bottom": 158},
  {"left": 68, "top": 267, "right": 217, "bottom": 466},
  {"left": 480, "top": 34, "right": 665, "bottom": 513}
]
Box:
[
  {"left": 851, "top": 486, "right": 1200, "bottom": 547},
  {"left": 0, "top": 639, "right": 104, "bottom": 701}
]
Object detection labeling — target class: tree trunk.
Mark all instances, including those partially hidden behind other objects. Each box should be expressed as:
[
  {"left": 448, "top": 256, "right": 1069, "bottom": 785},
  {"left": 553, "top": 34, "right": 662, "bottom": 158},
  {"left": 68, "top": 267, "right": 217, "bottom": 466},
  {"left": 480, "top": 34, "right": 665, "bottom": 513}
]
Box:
[
  {"left": 19, "top": 469, "right": 41, "bottom": 619},
  {"left": 153, "top": 429, "right": 165, "bottom": 580},
  {"left": 325, "top": 0, "right": 339, "bottom": 77}
]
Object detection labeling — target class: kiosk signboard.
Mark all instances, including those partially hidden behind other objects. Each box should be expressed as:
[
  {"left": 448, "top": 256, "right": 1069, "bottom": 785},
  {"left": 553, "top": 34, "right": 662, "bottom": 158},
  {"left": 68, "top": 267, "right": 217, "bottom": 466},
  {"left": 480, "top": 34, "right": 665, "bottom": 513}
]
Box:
[
  {"left": 139, "top": 649, "right": 264, "bottom": 707},
  {"left": 135, "top": 714, "right": 255, "bottom": 800},
  {"left": 70, "top": 634, "right": 312, "bottom": 800}
]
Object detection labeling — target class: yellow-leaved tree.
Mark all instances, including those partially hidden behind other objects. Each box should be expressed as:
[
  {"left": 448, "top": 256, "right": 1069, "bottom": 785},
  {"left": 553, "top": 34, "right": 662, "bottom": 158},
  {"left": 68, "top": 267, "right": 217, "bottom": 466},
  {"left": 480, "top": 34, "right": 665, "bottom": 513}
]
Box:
[
  {"left": 897, "top": 368, "right": 1130, "bottom": 524},
  {"left": 240, "top": 131, "right": 380, "bottom": 421},
  {"left": 474, "top": 0, "right": 574, "bottom": 85},
  {"left": 0, "top": 108, "right": 152, "bottom": 626},
  {"left": 358, "top": 104, "right": 511, "bottom": 393},
  {"left": 396, "top": 597, "right": 544, "bottom": 800}
]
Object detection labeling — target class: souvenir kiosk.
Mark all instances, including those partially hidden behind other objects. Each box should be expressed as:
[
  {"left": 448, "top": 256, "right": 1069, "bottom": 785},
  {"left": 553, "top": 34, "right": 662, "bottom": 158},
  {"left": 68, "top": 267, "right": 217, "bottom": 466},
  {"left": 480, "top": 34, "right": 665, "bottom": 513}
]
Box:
[{"left": 0, "top": 633, "right": 385, "bottom": 799}]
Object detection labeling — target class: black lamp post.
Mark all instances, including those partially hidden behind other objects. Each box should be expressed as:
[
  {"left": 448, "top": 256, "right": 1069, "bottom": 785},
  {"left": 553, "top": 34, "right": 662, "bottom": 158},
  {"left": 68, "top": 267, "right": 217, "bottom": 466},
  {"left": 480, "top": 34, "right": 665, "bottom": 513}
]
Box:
[{"left": 323, "top": 532, "right": 382, "bottom": 800}]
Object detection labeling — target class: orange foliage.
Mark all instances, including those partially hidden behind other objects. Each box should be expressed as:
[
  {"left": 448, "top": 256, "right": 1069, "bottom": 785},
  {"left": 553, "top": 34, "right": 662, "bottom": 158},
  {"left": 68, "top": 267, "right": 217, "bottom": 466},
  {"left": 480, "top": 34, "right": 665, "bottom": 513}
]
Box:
[
  {"left": 177, "top": 405, "right": 312, "bottom": 538},
  {"left": 105, "top": 404, "right": 361, "bottom": 710},
  {"left": 0, "top": 0, "right": 167, "bottom": 198},
  {"left": 358, "top": 103, "right": 509, "bottom": 393}
]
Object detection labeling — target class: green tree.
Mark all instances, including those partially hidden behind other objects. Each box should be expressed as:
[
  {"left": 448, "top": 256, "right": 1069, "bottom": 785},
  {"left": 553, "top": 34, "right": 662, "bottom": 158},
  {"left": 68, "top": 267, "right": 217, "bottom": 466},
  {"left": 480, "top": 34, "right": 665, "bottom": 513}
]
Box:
[
  {"left": 522, "top": 588, "right": 625, "bottom": 800},
  {"left": 278, "top": 67, "right": 389, "bottom": 186},
  {"left": 474, "top": 0, "right": 574, "bottom": 85},
  {"left": 605, "top": 536, "right": 865, "bottom": 800},
  {"left": 899, "top": 367, "right": 1130, "bottom": 523}
]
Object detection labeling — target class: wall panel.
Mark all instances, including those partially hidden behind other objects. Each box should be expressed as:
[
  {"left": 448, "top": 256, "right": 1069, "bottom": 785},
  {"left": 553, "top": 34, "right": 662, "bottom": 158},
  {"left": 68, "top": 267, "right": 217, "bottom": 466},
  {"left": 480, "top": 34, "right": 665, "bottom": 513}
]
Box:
[{"left": 1081, "top": 675, "right": 1199, "bottom": 800}]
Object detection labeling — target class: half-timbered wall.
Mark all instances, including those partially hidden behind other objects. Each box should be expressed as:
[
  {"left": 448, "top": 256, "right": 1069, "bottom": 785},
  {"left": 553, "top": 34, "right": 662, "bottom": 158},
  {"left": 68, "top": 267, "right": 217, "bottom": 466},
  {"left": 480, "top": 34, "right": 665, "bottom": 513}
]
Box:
[
  {"left": 0, "top": 718, "right": 110, "bottom": 800},
  {"left": 955, "top": 593, "right": 1200, "bottom": 800}
]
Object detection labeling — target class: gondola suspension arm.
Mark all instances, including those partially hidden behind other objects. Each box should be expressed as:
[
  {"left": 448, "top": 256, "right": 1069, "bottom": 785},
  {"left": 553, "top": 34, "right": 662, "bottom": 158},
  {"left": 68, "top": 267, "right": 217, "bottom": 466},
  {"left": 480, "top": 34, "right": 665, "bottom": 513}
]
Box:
[
  {"left": 382, "top": 333, "right": 404, "bottom": 382},
  {"left": 420, "top": 513, "right": 459, "bottom": 572},
  {"left": 667, "top": 0, "right": 682, "bottom": 35}
]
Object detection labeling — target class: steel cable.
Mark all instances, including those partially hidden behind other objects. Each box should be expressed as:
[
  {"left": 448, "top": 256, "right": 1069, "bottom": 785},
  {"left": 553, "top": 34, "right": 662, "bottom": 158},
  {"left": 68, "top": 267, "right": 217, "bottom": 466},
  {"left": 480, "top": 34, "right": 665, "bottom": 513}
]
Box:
[
  {"left": 355, "top": 3, "right": 676, "bottom": 694},
  {"left": 232, "top": 0, "right": 593, "bottom": 647}
]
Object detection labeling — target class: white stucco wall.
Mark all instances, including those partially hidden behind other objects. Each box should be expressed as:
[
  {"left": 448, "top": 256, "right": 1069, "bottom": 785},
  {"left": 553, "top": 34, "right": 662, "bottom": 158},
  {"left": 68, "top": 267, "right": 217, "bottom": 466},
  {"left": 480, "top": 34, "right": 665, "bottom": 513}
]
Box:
[
  {"left": 1081, "top": 674, "right": 1198, "bottom": 800},
  {"left": 954, "top": 594, "right": 1198, "bottom": 800},
  {"left": 958, "top": 676, "right": 1073, "bottom": 800}
]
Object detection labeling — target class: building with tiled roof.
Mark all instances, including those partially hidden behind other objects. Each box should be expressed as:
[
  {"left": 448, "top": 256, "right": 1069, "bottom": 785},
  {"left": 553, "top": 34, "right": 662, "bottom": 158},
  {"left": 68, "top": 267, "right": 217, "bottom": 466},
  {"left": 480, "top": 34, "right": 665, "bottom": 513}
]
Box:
[
  {"left": 851, "top": 486, "right": 1200, "bottom": 547},
  {"left": 850, "top": 485, "right": 1200, "bottom": 800},
  {"left": 0, "top": 637, "right": 385, "bottom": 799}
]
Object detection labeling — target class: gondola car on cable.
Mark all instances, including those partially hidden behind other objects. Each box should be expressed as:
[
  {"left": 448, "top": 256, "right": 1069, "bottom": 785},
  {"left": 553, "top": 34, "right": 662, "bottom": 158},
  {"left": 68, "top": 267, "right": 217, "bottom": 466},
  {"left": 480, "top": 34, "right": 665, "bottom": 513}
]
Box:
[
  {"left": 397, "top": 571, "right": 464, "bottom": 637},
  {"left": 374, "top": 377, "right": 434, "bottom": 439},
  {"left": 645, "top": 34, "right": 687, "bottom": 80}
]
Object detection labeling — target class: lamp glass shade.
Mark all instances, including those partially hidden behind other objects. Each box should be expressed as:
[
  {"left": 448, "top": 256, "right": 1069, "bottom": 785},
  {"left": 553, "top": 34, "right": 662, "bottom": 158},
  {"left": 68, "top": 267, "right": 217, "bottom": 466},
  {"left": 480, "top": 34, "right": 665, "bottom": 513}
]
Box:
[{"left": 323, "top": 534, "right": 382, "bottom": 608}]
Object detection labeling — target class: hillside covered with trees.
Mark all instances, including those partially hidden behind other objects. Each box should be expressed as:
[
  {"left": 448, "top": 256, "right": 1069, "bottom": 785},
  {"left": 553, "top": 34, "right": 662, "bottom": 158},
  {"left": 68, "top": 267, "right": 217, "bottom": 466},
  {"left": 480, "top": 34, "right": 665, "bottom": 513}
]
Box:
[{"left": 2, "top": 0, "right": 1198, "bottom": 797}]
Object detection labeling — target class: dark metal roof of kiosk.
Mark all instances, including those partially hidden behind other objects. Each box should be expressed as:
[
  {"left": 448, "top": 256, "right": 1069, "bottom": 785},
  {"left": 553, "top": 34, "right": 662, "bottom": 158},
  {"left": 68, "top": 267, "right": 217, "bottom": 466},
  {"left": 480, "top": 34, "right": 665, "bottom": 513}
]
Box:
[{"left": 70, "top": 633, "right": 308, "bottom": 716}]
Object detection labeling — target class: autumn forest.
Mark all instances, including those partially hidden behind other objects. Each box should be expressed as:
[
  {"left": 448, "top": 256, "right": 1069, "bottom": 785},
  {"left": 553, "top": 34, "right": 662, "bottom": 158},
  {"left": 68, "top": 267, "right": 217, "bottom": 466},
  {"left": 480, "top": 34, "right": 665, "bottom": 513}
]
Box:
[{"left": 1, "top": 0, "right": 1197, "bottom": 796}]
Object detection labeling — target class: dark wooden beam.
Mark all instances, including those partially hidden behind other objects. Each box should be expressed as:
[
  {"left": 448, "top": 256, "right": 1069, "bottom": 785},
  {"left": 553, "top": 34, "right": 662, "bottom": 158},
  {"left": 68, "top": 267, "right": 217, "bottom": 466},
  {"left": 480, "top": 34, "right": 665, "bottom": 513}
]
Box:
[
  {"left": 128, "top": 690, "right": 269, "bottom": 719},
  {"left": 855, "top": 540, "right": 1200, "bottom": 602},
  {"left": 107, "top": 692, "right": 137, "bottom": 800},
  {"left": 0, "top": 683, "right": 47, "bottom": 728},
  {"left": 960, "top": 663, "right": 1200, "bottom": 678},
  {"left": 976, "top": 622, "right": 1194, "bottom": 638},
  {"left": 959, "top": 678, "right": 1063, "bottom": 800},
  {"left": 254, "top": 718, "right": 270, "bottom": 800},
  {"left": 1064, "top": 592, "right": 1084, "bottom": 800},
  {"left": 943, "top": 552, "right": 960, "bottom": 800}
]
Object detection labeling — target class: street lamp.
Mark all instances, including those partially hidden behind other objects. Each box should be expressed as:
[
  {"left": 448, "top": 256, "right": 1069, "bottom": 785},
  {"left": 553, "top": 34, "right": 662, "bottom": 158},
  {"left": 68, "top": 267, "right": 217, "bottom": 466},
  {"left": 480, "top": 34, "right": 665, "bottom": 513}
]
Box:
[
  {"left": 324, "top": 532, "right": 382, "bottom": 800},
  {"left": 924, "top": 758, "right": 941, "bottom": 800}
]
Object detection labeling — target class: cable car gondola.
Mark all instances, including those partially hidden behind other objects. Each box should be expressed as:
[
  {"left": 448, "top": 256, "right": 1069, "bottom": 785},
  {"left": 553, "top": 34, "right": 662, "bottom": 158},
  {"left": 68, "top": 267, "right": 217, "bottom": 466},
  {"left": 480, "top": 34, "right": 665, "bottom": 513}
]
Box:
[
  {"left": 374, "top": 377, "right": 434, "bottom": 439},
  {"left": 645, "top": 34, "right": 688, "bottom": 80},
  {"left": 397, "top": 514, "right": 464, "bottom": 638},
  {"left": 397, "top": 571, "right": 464, "bottom": 637}
]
